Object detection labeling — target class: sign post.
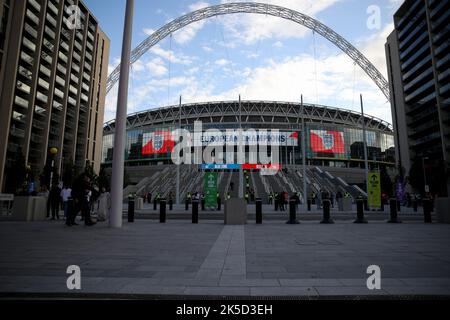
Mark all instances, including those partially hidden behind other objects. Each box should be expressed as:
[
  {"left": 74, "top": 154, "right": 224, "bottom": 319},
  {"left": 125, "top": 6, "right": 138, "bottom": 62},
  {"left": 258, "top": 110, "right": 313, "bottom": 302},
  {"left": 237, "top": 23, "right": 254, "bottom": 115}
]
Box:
[
  {"left": 368, "top": 172, "right": 381, "bottom": 210},
  {"left": 204, "top": 172, "right": 218, "bottom": 209}
]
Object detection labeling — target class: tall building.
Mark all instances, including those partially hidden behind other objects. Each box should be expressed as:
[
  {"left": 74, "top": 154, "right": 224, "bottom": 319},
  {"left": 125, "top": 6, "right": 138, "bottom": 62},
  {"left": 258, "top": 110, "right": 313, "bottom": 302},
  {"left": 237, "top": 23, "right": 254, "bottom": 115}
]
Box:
[
  {"left": 386, "top": 0, "right": 450, "bottom": 197},
  {"left": 0, "top": 0, "right": 110, "bottom": 193}
]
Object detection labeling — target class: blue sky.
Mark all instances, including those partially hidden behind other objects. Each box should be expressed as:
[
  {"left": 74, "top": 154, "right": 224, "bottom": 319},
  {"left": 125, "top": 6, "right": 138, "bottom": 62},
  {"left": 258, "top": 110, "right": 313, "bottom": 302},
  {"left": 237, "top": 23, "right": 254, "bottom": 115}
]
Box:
[{"left": 83, "top": 0, "right": 404, "bottom": 123}]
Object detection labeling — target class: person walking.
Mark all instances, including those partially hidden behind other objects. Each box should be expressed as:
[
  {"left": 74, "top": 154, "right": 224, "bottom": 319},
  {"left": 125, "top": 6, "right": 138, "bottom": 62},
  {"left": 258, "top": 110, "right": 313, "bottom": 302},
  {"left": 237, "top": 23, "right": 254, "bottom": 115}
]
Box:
[
  {"left": 60, "top": 185, "right": 72, "bottom": 220},
  {"left": 97, "top": 187, "right": 111, "bottom": 222},
  {"left": 49, "top": 184, "right": 61, "bottom": 220}
]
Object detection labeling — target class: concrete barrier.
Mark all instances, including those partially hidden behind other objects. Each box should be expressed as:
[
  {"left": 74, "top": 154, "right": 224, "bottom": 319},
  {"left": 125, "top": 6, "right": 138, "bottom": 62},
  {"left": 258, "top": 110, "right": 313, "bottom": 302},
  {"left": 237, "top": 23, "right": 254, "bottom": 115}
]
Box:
[
  {"left": 12, "top": 196, "right": 47, "bottom": 222},
  {"left": 435, "top": 197, "right": 450, "bottom": 223},
  {"left": 224, "top": 198, "right": 247, "bottom": 225}
]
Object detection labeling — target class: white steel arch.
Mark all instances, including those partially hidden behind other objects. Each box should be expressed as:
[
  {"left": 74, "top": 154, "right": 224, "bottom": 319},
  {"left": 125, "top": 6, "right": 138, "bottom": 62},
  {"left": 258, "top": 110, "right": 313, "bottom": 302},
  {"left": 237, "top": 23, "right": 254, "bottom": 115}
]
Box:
[{"left": 106, "top": 2, "right": 390, "bottom": 100}]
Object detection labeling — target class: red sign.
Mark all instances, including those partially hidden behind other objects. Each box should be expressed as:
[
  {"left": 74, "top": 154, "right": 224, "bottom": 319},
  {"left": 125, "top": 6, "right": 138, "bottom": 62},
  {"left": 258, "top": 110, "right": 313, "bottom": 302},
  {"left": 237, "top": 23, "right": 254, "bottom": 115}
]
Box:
[
  {"left": 242, "top": 164, "right": 282, "bottom": 170},
  {"left": 142, "top": 131, "right": 175, "bottom": 155},
  {"left": 310, "top": 130, "right": 345, "bottom": 154}
]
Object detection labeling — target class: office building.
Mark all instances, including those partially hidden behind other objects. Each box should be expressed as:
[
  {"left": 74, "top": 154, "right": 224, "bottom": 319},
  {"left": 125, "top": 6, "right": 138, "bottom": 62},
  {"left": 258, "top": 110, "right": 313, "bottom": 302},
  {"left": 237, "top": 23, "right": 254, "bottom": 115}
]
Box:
[
  {"left": 386, "top": 0, "right": 449, "bottom": 197},
  {"left": 0, "top": 0, "right": 110, "bottom": 193}
]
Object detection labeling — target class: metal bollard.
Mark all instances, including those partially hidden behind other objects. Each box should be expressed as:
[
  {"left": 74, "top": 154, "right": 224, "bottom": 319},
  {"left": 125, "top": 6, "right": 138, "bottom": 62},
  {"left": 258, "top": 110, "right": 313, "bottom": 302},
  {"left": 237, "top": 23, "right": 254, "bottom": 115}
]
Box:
[
  {"left": 192, "top": 199, "right": 199, "bottom": 224},
  {"left": 169, "top": 199, "right": 173, "bottom": 211},
  {"left": 423, "top": 198, "right": 432, "bottom": 223},
  {"left": 185, "top": 199, "right": 189, "bottom": 211},
  {"left": 320, "top": 199, "right": 334, "bottom": 224},
  {"left": 201, "top": 199, "right": 205, "bottom": 211},
  {"left": 274, "top": 199, "right": 278, "bottom": 211},
  {"left": 307, "top": 199, "right": 311, "bottom": 211},
  {"left": 217, "top": 197, "right": 221, "bottom": 211},
  {"left": 388, "top": 198, "right": 401, "bottom": 223},
  {"left": 397, "top": 200, "right": 401, "bottom": 212},
  {"left": 354, "top": 198, "right": 368, "bottom": 223},
  {"left": 413, "top": 199, "right": 418, "bottom": 212},
  {"left": 287, "top": 199, "right": 299, "bottom": 224},
  {"left": 128, "top": 198, "right": 135, "bottom": 223},
  {"left": 159, "top": 199, "right": 166, "bottom": 223},
  {"left": 153, "top": 198, "right": 157, "bottom": 211},
  {"left": 256, "top": 198, "right": 262, "bottom": 224}
]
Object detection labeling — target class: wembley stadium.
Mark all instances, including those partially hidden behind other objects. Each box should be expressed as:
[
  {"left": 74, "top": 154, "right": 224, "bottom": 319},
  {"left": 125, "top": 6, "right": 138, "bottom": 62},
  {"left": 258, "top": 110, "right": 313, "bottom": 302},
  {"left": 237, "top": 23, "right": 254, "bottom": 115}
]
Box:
[{"left": 101, "top": 100, "right": 396, "bottom": 204}]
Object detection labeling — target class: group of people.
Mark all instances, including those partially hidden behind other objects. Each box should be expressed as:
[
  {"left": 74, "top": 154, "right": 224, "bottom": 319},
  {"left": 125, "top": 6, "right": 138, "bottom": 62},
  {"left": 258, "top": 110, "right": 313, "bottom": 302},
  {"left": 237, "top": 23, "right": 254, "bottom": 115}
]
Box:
[{"left": 37, "top": 176, "right": 111, "bottom": 226}]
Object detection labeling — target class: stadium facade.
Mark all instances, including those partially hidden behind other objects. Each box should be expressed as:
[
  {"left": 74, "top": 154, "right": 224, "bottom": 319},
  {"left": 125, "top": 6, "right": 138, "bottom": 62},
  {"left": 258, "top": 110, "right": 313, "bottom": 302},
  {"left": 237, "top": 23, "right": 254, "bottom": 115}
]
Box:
[{"left": 102, "top": 101, "right": 395, "bottom": 170}]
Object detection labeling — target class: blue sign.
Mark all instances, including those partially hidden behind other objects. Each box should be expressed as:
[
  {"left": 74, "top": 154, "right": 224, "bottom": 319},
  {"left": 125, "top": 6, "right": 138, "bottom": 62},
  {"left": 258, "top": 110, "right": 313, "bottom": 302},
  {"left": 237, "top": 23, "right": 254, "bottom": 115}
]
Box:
[{"left": 201, "top": 164, "right": 241, "bottom": 170}]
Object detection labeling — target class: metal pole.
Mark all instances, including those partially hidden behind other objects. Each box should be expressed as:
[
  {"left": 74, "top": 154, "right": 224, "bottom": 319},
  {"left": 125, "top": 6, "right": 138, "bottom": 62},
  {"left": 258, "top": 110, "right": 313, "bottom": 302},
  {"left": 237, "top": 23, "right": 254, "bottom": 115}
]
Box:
[
  {"left": 110, "top": 0, "right": 134, "bottom": 228},
  {"left": 422, "top": 157, "right": 428, "bottom": 193},
  {"left": 301, "top": 95, "right": 307, "bottom": 207},
  {"left": 360, "top": 94, "right": 370, "bottom": 198},
  {"left": 238, "top": 95, "right": 244, "bottom": 199},
  {"left": 176, "top": 95, "right": 181, "bottom": 205}
]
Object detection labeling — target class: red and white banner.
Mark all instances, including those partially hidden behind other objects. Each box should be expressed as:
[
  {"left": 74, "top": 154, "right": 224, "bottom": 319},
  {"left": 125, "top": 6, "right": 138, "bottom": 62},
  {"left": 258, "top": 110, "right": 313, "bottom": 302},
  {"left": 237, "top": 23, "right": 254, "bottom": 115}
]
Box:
[
  {"left": 310, "top": 130, "right": 345, "bottom": 154},
  {"left": 142, "top": 131, "right": 175, "bottom": 155}
]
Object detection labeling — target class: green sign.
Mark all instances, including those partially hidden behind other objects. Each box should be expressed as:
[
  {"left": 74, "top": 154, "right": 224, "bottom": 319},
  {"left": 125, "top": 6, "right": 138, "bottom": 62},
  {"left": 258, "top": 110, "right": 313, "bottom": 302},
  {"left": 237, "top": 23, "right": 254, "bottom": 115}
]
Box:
[
  {"left": 368, "top": 172, "right": 381, "bottom": 209},
  {"left": 204, "top": 172, "right": 218, "bottom": 208}
]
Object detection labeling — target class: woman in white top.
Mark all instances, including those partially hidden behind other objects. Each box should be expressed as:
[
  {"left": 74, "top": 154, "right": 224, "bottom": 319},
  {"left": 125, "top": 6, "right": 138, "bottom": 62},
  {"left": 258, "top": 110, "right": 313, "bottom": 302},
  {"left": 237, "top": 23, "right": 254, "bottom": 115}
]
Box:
[{"left": 97, "top": 188, "right": 111, "bottom": 221}]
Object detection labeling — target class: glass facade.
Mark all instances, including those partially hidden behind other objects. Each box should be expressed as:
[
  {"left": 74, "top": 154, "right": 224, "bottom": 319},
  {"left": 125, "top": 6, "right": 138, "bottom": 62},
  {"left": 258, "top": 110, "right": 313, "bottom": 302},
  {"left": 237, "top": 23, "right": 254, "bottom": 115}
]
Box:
[{"left": 102, "top": 123, "right": 395, "bottom": 169}]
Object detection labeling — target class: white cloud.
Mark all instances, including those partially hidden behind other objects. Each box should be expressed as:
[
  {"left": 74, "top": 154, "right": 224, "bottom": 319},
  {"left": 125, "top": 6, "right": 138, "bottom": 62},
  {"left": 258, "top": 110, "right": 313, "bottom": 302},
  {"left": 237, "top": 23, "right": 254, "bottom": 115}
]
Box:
[
  {"left": 202, "top": 46, "right": 213, "bottom": 52},
  {"left": 173, "top": 2, "right": 210, "bottom": 44},
  {"left": 219, "top": 0, "right": 342, "bottom": 44},
  {"left": 146, "top": 57, "right": 168, "bottom": 76},
  {"left": 143, "top": 28, "right": 156, "bottom": 36},
  {"left": 273, "top": 41, "right": 283, "bottom": 48},
  {"left": 150, "top": 44, "right": 194, "bottom": 65},
  {"left": 215, "top": 58, "right": 230, "bottom": 66},
  {"left": 246, "top": 52, "right": 260, "bottom": 59}
]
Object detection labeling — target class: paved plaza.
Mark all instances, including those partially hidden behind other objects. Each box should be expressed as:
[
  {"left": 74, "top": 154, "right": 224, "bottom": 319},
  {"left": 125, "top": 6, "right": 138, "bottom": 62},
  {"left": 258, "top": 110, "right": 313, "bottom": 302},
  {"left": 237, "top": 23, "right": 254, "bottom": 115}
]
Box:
[{"left": 0, "top": 219, "right": 450, "bottom": 298}]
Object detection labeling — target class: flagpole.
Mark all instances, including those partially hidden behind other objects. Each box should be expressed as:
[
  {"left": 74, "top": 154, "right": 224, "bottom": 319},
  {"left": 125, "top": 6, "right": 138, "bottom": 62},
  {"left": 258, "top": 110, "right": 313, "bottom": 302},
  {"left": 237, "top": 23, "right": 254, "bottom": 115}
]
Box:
[
  {"left": 176, "top": 95, "right": 181, "bottom": 205},
  {"left": 301, "top": 95, "right": 307, "bottom": 207},
  {"left": 110, "top": 0, "right": 134, "bottom": 228},
  {"left": 238, "top": 95, "right": 244, "bottom": 199},
  {"left": 361, "top": 94, "right": 370, "bottom": 200}
]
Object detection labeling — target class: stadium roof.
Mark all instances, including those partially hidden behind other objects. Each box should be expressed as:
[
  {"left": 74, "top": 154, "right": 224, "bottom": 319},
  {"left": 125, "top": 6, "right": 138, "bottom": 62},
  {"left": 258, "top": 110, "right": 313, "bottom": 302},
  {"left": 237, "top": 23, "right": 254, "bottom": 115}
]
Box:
[{"left": 104, "top": 100, "right": 393, "bottom": 134}]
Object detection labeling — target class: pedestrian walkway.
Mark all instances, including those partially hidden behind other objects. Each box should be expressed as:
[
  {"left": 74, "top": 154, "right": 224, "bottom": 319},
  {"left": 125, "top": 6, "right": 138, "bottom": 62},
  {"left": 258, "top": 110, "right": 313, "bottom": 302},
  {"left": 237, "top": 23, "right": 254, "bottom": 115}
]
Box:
[{"left": 0, "top": 220, "right": 449, "bottom": 297}]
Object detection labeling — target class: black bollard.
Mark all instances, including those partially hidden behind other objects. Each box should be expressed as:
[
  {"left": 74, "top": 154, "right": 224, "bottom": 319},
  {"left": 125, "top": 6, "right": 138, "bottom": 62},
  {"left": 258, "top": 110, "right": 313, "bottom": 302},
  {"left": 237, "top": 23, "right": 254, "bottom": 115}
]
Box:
[
  {"left": 397, "top": 199, "right": 401, "bottom": 212},
  {"left": 320, "top": 199, "right": 334, "bottom": 224},
  {"left": 159, "top": 199, "right": 166, "bottom": 223},
  {"left": 423, "top": 198, "right": 432, "bottom": 223},
  {"left": 274, "top": 199, "right": 278, "bottom": 211},
  {"left": 169, "top": 199, "right": 173, "bottom": 211},
  {"left": 287, "top": 199, "right": 300, "bottom": 224},
  {"left": 185, "top": 199, "right": 189, "bottom": 211},
  {"left": 307, "top": 199, "right": 311, "bottom": 211},
  {"left": 413, "top": 199, "right": 418, "bottom": 212},
  {"left": 256, "top": 198, "right": 262, "bottom": 224},
  {"left": 354, "top": 199, "right": 368, "bottom": 223},
  {"left": 128, "top": 198, "right": 135, "bottom": 223},
  {"left": 192, "top": 199, "right": 199, "bottom": 224},
  {"left": 153, "top": 198, "right": 157, "bottom": 211},
  {"left": 388, "top": 198, "right": 401, "bottom": 223},
  {"left": 217, "top": 197, "right": 221, "bottom": 211},
  {"left": 201, "top": 199, "right": 205, "bottom": 211}
]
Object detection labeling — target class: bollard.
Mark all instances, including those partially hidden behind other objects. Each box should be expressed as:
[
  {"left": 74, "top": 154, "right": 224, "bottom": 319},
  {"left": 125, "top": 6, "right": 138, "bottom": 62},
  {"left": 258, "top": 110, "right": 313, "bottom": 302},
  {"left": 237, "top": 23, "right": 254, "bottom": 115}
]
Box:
[
  {"left": 169, "top": 199, "right": 173, "bottom": 211},
  {"left": 256, "top": 198, "right": 262, "bottom": 224},
  {"left": 320, "top": 199, "right": 334, "bottom": 224},
  {"left": 159, "top": 198, "right": 166, "bottom": 223},
  {"left": 413, "top": 199, "right": 418, "bottom": 212},
  {"left": 287, "top": 199, "right": 299, "bottom": 224},
  {"left": 153, "top": 198, "right": 157, "bottom": 211},
  {"left": 354, "top": 199, "right": 368, "bottom": 223},
  {"left": 363, "top": 199, "right": 369, "bottom": 211},
  {"left": 185, "top": 199, "right": 189, "bottom": 211},
  {"left": 307, "top": 199, "right": 311, "bottom": 211},
  {"left": 217, "top": 197, "right": 221, "bottom": 211},
  {"left": 192, "top": 199, "right": 199, "bottom": 224},
  {"left": 274, "top": 199, "right": 278, "bottom": 211},
  {"left": 423, "top": 198, "right": 432, "bottom": 223},
  {"left": 397, "top": 200, "right": 401, "bottom": 212},
  {"left": 128, "top": 198, "right": 135, "bottom": 223},
  {"left": 388, "top": 198, "right": 401, "bottom": 223},
  {"left": 201, "top": 199, "right": 205, "bottom": 211}
]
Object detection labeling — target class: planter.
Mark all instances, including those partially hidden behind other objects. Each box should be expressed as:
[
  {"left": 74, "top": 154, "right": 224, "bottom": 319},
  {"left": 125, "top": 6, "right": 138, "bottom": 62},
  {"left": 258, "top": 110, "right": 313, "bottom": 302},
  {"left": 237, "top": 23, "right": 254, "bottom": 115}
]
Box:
[{"left": 12, "top": 196, "right": 47, "bottom": 222}]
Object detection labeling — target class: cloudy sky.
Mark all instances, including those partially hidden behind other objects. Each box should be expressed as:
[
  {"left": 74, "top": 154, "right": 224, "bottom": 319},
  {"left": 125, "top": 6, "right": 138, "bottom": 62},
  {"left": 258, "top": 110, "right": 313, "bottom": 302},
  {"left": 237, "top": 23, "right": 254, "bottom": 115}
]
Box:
[{"left": 84, "top": 0, "right": 404, "bottom": 124}]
